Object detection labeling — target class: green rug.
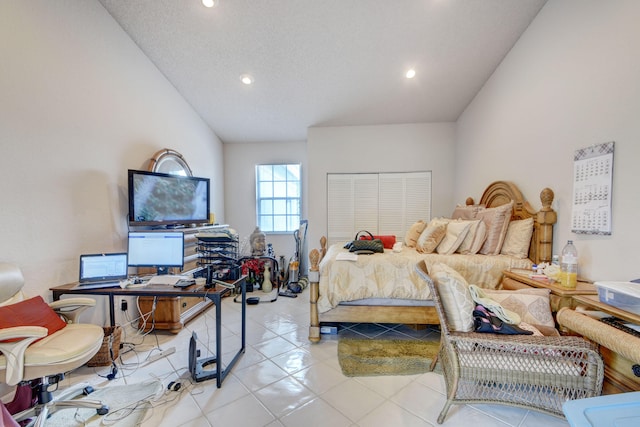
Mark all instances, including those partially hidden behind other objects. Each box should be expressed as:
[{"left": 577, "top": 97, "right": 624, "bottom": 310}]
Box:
[{"left": 338, "top": 338, "right": 440, "bottom": 377}]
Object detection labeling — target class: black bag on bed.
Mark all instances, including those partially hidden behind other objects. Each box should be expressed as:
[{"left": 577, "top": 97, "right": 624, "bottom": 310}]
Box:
[{"left": 344, "top": 231, "right": 384, "bottom": 254}]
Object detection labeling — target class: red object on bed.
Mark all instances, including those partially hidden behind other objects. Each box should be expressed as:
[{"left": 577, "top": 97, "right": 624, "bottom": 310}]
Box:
[{"left": 359, "top": 234, "right": 396, "bottom": 249}]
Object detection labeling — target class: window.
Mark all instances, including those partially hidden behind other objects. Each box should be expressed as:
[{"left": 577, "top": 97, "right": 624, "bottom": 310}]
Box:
[{"left": 256, "top": 164, "right": 301, "bottom": 233}]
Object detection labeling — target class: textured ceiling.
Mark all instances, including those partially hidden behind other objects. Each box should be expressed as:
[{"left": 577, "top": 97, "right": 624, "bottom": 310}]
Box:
[{"left": 98, "top": 0, "right": 546, "bottom": 143}]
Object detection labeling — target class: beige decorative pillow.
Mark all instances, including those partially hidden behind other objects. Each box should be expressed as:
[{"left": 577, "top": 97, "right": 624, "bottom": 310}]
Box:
[
  {"left": 404, "top": 220, "right": 427, "bottom": 248},
  {"left": 416, "top": 222, "right": 447, "bottom": 253},
  {"left": 451, "top": 204, "right": 485, "bottom": 220},
  {"left": 430, "top": 263, "right": 474, "bottom": 332},
  {"left": 456, "top": 220, "right": 487, "bottom": 255},
  {"left": 478, "top": 201, "right": 514, "bottom": 255},
  {"left": 483, "top": 288, "right": 555, "bottom": 328},
  {"left": 436, "top": 219, "right": 472, "bottom": 255},
  {"left": 500, "top": 217, "right": 534, "bottom": 258}
]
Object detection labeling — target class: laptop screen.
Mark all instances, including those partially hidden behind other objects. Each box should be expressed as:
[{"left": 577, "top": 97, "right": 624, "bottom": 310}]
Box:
[{"left": 79, "top": 253, "right": 128, "bottom": 283}]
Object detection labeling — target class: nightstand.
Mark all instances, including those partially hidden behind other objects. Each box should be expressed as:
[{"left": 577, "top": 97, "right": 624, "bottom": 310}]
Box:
[{"left": 502, "top": 269, "right": 597, "bottom": 314}]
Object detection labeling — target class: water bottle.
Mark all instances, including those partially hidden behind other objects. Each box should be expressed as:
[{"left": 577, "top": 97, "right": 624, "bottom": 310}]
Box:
[{"left": 560, "top": 240, "right": 578, "bottom": 288}]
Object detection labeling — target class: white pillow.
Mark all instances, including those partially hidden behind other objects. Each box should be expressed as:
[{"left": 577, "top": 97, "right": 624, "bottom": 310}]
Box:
[
  {"left": 436, "top": 219, "right": 472, "bottom": 255},
  {"left": 430, "top": 263, "right": 474, "bottom": 332},
  {"left": 456, "top": 220, "right": 487, "bottom": 255}
]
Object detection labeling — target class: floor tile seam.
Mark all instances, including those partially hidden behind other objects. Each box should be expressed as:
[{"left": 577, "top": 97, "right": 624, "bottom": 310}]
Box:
[
  {"left": 146, "top": 390, "right": 203, "bottom": 426},
  {"left": 322, "top": 375, "right": 390, "bottom": 402},
  {"left": 414, "top": 373, "right": 447, "bottom": 397},
  {"left": 516, "top": 410, "right": 537, "bottom": 427},
  {"left": 247, "top": 367, "right": 312, "bottom": 397},
  {"left": 253, "top": 344, "right": 303, "bottom": 361},
  {"left": 252, "top": 331, "right": 305, "bottom": 349},
  {"left": 251, "top": 376, "right": 319, "bottom": 420},
  {"left": 462, "top": 403, "right": 522, "bottom": 426},
  {"left": 201, "top": 392, "right": 276, "bottom": 427},
  {"left": 318, "top": 380, "right": 395, "bottom": 424},
  {"left": 303, "top": 393, "right": 369, "bottom": 425},
  {"left": 187, "top": 380, "right": 252, "bottom": 420},
  {"left": 387, "top": 380, "right": 447, "bottom": 426}
]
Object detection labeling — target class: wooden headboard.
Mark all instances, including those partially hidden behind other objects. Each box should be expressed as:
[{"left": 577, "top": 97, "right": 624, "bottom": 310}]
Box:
[
  {"left": 466, "top": 181, "right": 556, "bottom": 264},
  {"left": 312, "top": 180, "right": 557, "bottom": 266}
]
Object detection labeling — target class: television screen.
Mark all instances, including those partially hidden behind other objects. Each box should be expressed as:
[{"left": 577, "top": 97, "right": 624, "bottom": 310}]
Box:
[
  {"left": 127, "top": 231, "right": 184, "bottom": 274},
  {"left": 128, "top": 169, "right": 210, "bottom": 227}
]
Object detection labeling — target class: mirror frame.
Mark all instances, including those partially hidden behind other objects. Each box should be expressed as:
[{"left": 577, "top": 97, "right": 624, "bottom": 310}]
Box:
[{"left": 148, "top": 148, "right": 192, "bottom": 177}]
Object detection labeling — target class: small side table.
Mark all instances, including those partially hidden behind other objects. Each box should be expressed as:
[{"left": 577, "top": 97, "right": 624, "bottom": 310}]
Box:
[{"left": 502, "top": 269, "right": 597, "bottom": 315}]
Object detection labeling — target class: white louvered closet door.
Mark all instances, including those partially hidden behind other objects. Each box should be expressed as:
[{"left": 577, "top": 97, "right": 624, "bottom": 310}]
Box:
[{"left": 327, "top": 172, "right": 431, "bottom": 247}]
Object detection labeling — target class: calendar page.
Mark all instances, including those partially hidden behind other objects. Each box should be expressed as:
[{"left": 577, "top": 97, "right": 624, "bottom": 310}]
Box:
[{"left": 571, "top": 142, "right": 614, "bottom": 235}]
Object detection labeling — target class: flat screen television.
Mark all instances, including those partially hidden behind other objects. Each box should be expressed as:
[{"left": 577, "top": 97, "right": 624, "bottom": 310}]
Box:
[
  {"left": 128, "top": 169, "right": 210, "bottom": 227},
  {"left": 127, "top": 231, "right": 184, "bottom": 275}
]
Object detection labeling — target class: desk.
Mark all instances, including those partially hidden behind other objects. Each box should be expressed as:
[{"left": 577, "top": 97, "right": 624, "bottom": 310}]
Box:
[{"left": 50, "top": 277, "right": 246, "bottom": 388}]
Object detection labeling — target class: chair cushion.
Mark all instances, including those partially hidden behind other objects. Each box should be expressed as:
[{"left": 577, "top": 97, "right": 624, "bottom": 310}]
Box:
[
  {"left": 0, "top": 324, "right": 104, "bottom": 368},
  {"left": 0, "top": 296, "right": 67, "bottom": 342},
  {"left": 482, "top": 288, "right": 555, "bottom": 328}
]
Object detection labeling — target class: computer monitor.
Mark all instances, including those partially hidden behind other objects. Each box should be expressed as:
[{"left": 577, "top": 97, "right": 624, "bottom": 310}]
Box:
[{"left": 127, "top": 231, "right": 184, "bottom": 275}]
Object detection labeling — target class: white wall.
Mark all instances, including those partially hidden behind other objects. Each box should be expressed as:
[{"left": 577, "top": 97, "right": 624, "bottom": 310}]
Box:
[
  {"left": 223, "top": 141, "right": 307, "bottom": 261},
  {"left": 456, "top": 0, "right": 640, "bottom": 282},
  {"left": 0, "top": 1, "right": 223, "bottom": 320},
  {"left": 307, "top": 123, "right": 456, "bottom": 256}
]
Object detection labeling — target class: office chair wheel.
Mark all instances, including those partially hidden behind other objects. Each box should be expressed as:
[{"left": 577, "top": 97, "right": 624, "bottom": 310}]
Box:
[{"left": 97, "top": 405, "right": 109, "bottom": 416}]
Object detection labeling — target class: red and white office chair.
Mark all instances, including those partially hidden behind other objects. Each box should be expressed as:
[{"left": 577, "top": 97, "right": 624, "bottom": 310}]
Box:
[{"left": 0, "top": 262, "right": 108, "bottom": 426}]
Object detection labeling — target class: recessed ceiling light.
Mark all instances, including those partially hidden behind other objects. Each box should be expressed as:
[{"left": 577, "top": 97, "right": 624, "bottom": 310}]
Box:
[
  {"left": 406, "top": 69, "right": 416, "bottom": 79},
  {"left": 202, "top": 0, "right": 218, "bottom": 8},
  {"left": 240, "top": 74, "right": 254, "bottom": 85}
]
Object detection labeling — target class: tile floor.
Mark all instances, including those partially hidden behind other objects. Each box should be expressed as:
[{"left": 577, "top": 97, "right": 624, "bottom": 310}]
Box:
[{"left": 62, "top": 290, "right": 571, "bottom": 427}]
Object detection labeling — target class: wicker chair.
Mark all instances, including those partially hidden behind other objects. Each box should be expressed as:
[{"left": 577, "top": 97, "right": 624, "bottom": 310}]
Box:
[{"left": 415, "top": 261, "right": 604, "bottom": 424}]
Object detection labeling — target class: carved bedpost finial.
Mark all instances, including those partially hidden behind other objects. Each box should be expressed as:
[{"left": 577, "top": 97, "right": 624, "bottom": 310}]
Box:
[
  {"left": 465, "top": 197, "right": 475, "bottom": 206},
  {"left": 540, "top": 188, "right": 554, "bottom": 211},
  {"left": 309, "top": 249, "right": 320, "bottom": 272},
  {"left": 319, "top": 236, "right": 327, "bottom": 259}
]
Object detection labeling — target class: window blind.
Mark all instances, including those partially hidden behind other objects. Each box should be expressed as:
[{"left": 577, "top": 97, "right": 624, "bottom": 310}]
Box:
[{"left": 327, "top": 172, "right": 431, "bottom": 246}]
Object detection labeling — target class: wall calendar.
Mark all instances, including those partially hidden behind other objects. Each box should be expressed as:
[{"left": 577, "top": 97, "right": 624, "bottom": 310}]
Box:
[{"left": 571, "top": 141, "right": 614, "bottom": 235}]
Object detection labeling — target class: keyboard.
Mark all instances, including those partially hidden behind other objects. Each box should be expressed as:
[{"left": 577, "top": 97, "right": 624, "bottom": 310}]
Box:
[
  {"left": 146, "top": 275, "right": 186, "bottom": 286},
  {"left": 75, "top": 281, "right": 121, "bottom": 290}
]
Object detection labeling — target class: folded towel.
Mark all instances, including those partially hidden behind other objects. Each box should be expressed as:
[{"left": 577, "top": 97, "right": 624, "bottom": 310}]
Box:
[{"left": 468, "top": 285, "right": 521, "bottom": 324}]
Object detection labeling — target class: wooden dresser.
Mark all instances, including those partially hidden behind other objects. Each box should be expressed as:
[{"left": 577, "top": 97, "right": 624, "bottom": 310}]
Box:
[{"left": 137, "top": 225, "right": 228, "bottom": 333}]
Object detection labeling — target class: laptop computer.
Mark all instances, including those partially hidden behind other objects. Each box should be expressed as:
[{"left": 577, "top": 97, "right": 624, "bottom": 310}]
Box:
[{"left": 76, "top": 253, "right": 128, "bottom": 289}]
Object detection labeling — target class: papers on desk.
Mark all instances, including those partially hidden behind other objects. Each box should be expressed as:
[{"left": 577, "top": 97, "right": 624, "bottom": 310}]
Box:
[
  {"left": 146, "top": 275, "right": 188, "bottom": 286},
  {"left": 336, "top": 252, "right": 358, "bottom": 261}
]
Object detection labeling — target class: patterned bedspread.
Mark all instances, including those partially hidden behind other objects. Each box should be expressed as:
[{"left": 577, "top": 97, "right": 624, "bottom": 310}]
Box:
[{"left": 317, "top": 243, "right": 533, "bottom": 313}]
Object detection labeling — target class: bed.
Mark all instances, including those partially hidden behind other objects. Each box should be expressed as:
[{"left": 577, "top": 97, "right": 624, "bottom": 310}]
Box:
[{"left": 308, "top": 181, "right": 557, "bottom": 342}]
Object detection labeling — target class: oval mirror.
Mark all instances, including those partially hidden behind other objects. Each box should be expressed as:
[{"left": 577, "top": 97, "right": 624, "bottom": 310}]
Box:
[{"left": 148, "top": 148, "right": 192, "bottom": 177}]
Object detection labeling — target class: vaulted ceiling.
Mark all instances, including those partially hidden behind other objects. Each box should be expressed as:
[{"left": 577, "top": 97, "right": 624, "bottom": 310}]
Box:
[{"left": 99, "top": 0, "right": 547, "bottom": 143}]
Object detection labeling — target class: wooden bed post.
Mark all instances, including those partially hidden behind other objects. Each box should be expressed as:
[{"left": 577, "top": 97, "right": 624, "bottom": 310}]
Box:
[
  {"left": 308, "top": 248, "right": 321, "bottom": 343},
  {"left": 536, "top": 187, "right": 556, "bottom": 264}
]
